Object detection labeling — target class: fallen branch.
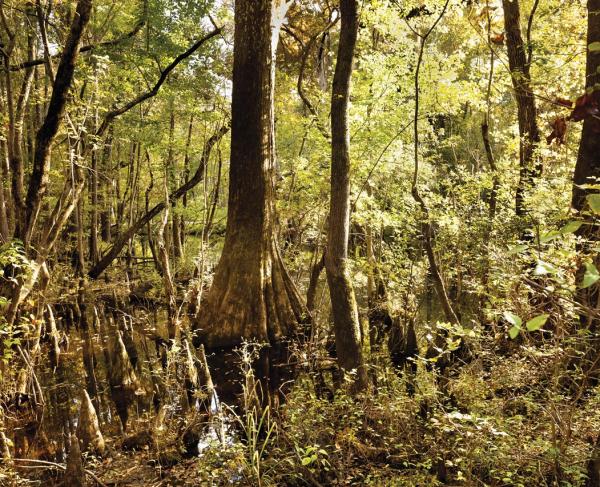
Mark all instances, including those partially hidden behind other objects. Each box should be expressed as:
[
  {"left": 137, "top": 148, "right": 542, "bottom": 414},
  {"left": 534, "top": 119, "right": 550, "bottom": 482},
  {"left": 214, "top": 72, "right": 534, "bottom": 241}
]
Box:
[{"left": 11, "top": 458, "right": 108, "bottom": 487}]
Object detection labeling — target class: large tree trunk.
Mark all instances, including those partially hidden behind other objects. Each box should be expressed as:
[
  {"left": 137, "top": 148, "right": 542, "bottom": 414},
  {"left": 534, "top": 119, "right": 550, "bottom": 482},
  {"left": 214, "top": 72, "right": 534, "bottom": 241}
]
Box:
[
  {"left": 572, "top": 0, "right": 600, "bottom": 213},
  {"left": 502, "top": 0, "right": 541, "bottom": 220},
  {"left": 325, "top": 0, "right": 368, "bottom": 391},
  {"left": 571, "top": 0, "right": 600, "bottom": 384},
  {"left": 192, "top": 0, "right": 307, "bottom": 397}
]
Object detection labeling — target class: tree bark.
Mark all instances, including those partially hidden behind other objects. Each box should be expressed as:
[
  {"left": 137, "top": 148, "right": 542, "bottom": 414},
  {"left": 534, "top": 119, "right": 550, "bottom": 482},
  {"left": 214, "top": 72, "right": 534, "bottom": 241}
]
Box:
[
  {"left": 166, "top": 109, "right": 183, "bottom": 260},
  {"left": 192, "top": 0, "right": 307, "bottom": 354},
  {"left": 21, "top": 0, "right": 92, "bottom": 247},
  {"left": 325, "top": 0, "right": 368, "bottom": 391},
  {"left": 89, "top": 147, "right": 100, "bottom": 264},
  {"left": 502, "top": 0, "right": 541, "bottom": 219},
  {"left": 572, "top": 0, "right": 600, "bottom": 213},
  {"left": 158, "top": 176, "right": 178, "bottom": 342},
  {"left": 571, "top": 0, "right": 600, "bottom": 384}
]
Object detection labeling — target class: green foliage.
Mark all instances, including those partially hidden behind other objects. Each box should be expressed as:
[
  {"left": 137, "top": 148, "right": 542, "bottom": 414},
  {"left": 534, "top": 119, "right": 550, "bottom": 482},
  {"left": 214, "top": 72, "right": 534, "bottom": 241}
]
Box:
[{"left": 581, "top": 261, "right": 600, "bottom": 289}]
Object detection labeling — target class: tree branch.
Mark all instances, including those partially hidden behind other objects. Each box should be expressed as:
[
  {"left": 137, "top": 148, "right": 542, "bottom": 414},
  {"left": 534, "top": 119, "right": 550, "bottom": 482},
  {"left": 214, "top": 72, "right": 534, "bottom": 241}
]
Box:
[
  {"left": 8, "top": 16, "right": 146, "bottom": 72},
  {"left": 88, "top": 124, "right": 230, "bottom": 279},
  {"left": 94, "top": 26, "right": 222, "bottom": 139}
]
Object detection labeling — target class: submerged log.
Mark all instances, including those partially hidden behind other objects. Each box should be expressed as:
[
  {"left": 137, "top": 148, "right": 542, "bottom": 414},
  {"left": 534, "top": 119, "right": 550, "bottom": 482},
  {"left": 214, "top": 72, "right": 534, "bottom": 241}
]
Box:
[
  {"left": 76, "top": 390, "right": 105, "bottom": 456},
  {"left": 196, "top": 344, "right": 215, "bottom": 401}
]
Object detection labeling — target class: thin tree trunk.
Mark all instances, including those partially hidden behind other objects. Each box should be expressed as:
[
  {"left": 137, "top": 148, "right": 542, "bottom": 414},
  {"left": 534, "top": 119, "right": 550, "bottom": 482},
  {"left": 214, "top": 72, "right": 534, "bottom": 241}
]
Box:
[
  {"left": 89, "top": 147, "right": 100, "bottom": 264},
  {"left": 181, "top": 114, "right": 194, "bottom": 246},
  {"left": 325, "top": 0, "right": 368, "bottom": 391},
  {"left": 88, "top": 124, "right": 228, "bottom": 279},
  {"left": 100, "top": 130, "right": 113, "bottom": 242},
  {"left": 409, "top": 1, "right": 459, "bottom": 373},
  {"left": 166, "top": 109, "right": 183, "bottom": 260},
  {"left": 21, "top": 0, "right": 92, "bottom": 247},
  {"left": 158, "top": 173, "right": 178, "bottom": 342},
  {"left": 307, "top": 251, "right": 325, "bottom": 313},
  {"left": 0, "top": 139, "right": 9, "bottom": 240},
  {"left": 502, "top": 0, "right": 541, "bottom": 220}
]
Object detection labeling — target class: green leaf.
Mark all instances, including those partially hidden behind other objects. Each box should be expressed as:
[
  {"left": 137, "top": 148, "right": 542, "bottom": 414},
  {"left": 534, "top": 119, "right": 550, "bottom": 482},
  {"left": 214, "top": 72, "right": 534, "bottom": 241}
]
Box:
[
  {"left": 508, "top": 326, "right": 521, "bottom": 339},
  {"left": 586, "top": 194, "right": 600, "bottom": 214},
  {"left": 589, "top": 41, "right": 600, "bottom": 52},
  {"left": 534, "top": 260, "right": 556, "bottom": 275},
  {"left": 581, "top": 262, "right": 600, "bottom": 289},
  {"left": 560, "top": 220, "right": 583, "bottom": 234},
  {"left": 539, "top": 231, "right": 560, "bottom": 243},
  {"left": 526, "top": 314, "right": 549, "bottom": 331},
  {"left": 301, "top": 457, "right": 313, "bottom": 466},
  {"left": 503, "top": 311, "right": 522, "bottom": 327},
  {"left": 508, "top": 244, "right": 528, "bottom": 255}
]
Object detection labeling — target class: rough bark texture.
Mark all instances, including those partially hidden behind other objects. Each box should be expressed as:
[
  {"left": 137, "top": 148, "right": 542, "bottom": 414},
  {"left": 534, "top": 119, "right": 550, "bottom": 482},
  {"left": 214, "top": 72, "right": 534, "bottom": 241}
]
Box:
[
  {"left": 572, "top": 0, "right": 600, "bottom": 384},
  {"left": 306, "top": 251, "right": 325, "bottom": 313},
  {"left": 0, "top": 431, "right": 11, "bottom": 461},
  {"left": 325, "top": 0, "right": 368, "bottom": 390},
  {"left": 109, "top": 331, "right": 138, "bottom": 431},
  {"left": 502, "top": 0, "right": 541, "bottom": 218},
  {"left": 192, "top": 0, "right": 307, "bottom": 352},
  {"left": 572, "top": 0, "right": 600, "bottom": 212}
]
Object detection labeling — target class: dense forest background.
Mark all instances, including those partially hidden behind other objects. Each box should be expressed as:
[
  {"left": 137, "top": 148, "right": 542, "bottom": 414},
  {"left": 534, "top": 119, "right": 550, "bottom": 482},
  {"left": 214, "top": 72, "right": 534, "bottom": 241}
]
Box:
[{"left": 1, "top": 0, "right": 600, "bottom": 485}]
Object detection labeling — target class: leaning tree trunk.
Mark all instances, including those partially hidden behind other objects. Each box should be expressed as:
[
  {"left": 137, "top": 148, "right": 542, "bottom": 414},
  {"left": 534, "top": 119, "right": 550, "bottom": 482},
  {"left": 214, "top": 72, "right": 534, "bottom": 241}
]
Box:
[
  {"left": 571, "top": 0, "right": 600, "bottom": 384},
  {"left": 192, "top": 0, "right": 307, "bottom": 399},
  {"left": 325, "top": 0, "right": 368, "bottom": 391},
  {"left": 502, "top": 0, "right": 541, "bottom": 220},
  {"left": 21, "top": 0, "right": 92, "bottom": 247}
]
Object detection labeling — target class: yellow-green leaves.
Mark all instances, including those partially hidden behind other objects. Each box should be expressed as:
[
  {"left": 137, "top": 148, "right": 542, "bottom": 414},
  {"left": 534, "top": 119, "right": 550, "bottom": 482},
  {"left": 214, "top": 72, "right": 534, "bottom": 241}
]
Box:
[
  {"left": 581, "top": 262, "right": 600, "bottom": 289},
  {"left": 504, "top": 312, "right": 549, "bottom": 338},
  {"left": 534, "top": 260, "right": 557, "bottom": 276},
  {"left": 559, "top": 220, "right": 583, "bottom": 234},
  {"left": 525, "top": 314, "right": 549, "bottom": 332},
  {"left": 504, "top": 311, "right": 522, "bottom": 339},
  {"left": 586, "top": 194, "right": 600, "bottom": 213}
]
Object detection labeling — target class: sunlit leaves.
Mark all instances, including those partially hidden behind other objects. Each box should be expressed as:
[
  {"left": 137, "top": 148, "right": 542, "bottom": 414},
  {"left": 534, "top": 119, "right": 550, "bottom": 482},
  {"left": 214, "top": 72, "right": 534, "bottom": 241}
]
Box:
[
  {"left": 586, "top": 194, "right": 600, "bottom": 213},
  {"left": 526, "top": 314, "right": 549, "bottom": 332},
  {"left": 533, "top": 260, "right": 557, "bottom": 276},
  {"left": 505, "top": 312, "right": 550, "bottom": 338},
  {"left": 581, "top": 262, "right": 600, "bottom": 289},
  {"left": 504, "top": 311, "right": 522, "bottom": 339}
]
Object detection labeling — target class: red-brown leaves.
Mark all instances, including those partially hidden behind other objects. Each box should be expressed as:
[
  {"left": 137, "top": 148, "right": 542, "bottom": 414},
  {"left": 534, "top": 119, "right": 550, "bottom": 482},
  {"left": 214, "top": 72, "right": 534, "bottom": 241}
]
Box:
[
  {"left": 570, "top": 91, "right": 600, "bottom": 124},
  {"left": 547, "top": 117, "right": 568, "bottom": 145},
  {"left": 491, "top": 32, "right": 505, "bottom": 45},
  {"left": 548, "top": 90, "right": 600, "bottom": 144}
]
